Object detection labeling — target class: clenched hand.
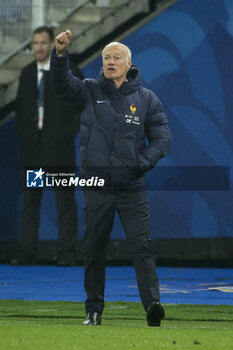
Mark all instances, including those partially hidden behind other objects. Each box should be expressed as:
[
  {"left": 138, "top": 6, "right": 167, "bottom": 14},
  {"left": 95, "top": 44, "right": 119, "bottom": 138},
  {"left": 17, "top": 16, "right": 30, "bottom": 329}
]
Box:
[{"left": 55, "top": 30, "right": 72, "bottom": 56}]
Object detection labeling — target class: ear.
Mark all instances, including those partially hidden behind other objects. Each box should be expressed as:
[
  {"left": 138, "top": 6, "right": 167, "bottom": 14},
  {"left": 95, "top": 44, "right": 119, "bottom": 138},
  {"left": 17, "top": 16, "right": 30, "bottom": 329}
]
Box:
[
  {"left": 31, "top": 38, "right": 34, "bottom": 50},
  {"left": 127, "top": 59, "right": 132, "bottom": 69}
]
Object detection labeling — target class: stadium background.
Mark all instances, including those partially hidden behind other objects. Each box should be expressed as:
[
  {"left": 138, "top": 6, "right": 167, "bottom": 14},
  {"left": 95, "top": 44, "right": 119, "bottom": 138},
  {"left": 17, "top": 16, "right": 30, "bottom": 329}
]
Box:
[{"left": 0, "top": 0, "right": 232, "bottom": 265}]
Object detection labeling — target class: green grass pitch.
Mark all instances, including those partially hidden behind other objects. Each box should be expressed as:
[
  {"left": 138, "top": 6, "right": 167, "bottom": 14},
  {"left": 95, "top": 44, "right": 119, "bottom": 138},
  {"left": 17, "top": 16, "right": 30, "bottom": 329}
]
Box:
[{"left": 0, "top": 300, "right": 232, "bottom": 349}]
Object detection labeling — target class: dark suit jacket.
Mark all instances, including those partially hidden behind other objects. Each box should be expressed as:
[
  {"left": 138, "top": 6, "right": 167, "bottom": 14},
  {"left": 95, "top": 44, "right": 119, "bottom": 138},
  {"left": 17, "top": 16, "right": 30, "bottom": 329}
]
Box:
[{"left": 15, "top": 60, "right": 84, "bottom": 168}]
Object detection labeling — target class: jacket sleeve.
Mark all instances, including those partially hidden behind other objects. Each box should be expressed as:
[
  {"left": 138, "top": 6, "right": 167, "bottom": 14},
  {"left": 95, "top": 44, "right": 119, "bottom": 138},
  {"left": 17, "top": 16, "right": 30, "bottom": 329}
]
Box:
[
  {"left": 61, "top": 63, "right": 84, "bottom": 135},
  {"left": 138, "top": 91, "right": 172, "bottom": 172},
  {"left": 50, "top": 47, "right": 86, "bottom": 108}
]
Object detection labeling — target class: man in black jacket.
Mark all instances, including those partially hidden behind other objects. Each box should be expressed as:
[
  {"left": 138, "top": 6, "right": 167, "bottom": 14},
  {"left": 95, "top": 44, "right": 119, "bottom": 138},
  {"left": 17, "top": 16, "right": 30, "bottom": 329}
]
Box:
[
  {"left": 14, "top": 26, "right": 83, "bottom": 266},
  {"left": 51, "top": 30, "right": 172, "bottom": 327}
]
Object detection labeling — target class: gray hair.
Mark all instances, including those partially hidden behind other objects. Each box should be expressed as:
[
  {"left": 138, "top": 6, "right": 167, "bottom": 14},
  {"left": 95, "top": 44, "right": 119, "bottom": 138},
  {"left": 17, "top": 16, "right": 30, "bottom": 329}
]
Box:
[{"left": 102, "top": 42, "right": 132, "bottom": 61}]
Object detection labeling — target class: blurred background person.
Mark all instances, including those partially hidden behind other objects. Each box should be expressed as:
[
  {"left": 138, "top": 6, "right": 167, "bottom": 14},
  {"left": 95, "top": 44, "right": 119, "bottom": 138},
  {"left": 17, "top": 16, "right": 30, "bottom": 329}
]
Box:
[{"left": 13, "top": 25, "right": 84, "bottom": 266}]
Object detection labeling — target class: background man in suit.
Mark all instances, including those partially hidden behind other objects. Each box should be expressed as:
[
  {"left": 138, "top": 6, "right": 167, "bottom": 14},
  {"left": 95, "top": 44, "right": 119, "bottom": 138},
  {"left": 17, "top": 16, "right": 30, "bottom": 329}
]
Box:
[{"left": 14, "top": 26, "right": 83, "bottom": 265}]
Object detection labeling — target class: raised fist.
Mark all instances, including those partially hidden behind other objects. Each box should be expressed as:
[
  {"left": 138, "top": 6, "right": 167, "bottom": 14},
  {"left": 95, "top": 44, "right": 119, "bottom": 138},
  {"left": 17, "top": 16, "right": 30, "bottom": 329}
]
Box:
[{"left": 55, "top": 30, "right": 72, "bottom": 55}]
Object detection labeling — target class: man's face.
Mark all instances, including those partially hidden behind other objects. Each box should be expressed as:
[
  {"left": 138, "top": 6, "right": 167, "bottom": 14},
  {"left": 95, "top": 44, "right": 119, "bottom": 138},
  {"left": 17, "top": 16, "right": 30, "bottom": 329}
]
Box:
[
  {"left": 32, "top": 32, "right": 53, "bottom": 64},
  {"left": 102, "top": 45, "right": 132, "bottom": 87}
]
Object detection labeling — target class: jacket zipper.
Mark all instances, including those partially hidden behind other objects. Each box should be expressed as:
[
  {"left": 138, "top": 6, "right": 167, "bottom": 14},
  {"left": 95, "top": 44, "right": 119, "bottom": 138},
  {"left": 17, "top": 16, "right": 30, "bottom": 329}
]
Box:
[{"left": 109, "top": 109, "right": 118, "bottom": 187}]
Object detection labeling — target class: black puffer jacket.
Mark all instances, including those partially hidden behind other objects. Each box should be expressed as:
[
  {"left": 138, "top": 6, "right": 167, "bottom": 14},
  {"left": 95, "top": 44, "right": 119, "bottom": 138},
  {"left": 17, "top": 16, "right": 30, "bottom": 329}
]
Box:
[{"left": 50, "top": 48, "right": 172, "bottom": 190}]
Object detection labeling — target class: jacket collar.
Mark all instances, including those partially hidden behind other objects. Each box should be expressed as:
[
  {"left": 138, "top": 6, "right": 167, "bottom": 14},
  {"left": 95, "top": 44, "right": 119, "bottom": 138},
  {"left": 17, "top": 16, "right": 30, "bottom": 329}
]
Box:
[{"left": 98, "top": 65, "right": 141, "bottom": 95}]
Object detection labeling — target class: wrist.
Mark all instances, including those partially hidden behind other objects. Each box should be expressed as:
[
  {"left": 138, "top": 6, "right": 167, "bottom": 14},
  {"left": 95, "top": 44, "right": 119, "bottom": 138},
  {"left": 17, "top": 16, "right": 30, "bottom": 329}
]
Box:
[{"left": 56, "top": 48, "right": 67, "bottom": 56}]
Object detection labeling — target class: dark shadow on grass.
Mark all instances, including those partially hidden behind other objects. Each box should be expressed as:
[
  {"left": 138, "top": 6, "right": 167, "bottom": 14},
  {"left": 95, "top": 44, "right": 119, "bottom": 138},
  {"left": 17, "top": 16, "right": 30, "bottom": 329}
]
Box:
[
  {"left": 1, "top": 314, "right": 233, "bottom": 323},
  {"left": 165, "top": 317, "right": 233, "bottom": 323},
  {"left": 0, "top": 315, "right": 84, "bottom": 320},
  {"left": 0, "top": 314, "right": 147, "bottom": 322}
]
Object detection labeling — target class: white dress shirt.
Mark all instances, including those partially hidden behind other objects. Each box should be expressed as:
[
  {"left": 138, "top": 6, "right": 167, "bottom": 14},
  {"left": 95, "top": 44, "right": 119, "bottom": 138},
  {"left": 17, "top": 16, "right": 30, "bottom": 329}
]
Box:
[{"left": 37, "top": 60, "right": 50, "bottom": 129}]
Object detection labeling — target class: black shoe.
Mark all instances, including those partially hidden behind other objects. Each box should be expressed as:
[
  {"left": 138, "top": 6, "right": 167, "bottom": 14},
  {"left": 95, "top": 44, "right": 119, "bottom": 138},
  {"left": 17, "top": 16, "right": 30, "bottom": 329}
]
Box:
[
  {"left": 146, "top": 300, "right": 165, "bottom": 327},
  {"left": 81, "top": 312, "right": 101, "bottom": 326}
]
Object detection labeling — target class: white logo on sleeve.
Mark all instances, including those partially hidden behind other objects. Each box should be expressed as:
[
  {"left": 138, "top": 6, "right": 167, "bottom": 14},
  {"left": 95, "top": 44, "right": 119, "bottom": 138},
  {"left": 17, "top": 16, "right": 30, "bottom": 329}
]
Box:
[{"left": 97, "top": 100, "right": 107, "bottom": 104}]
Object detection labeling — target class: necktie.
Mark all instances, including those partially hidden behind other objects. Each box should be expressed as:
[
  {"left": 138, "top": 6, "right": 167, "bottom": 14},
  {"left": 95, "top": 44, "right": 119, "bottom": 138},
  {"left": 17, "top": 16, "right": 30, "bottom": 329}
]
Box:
[{"left": 38, "top": 69, "right": 45, "bottom": 107}]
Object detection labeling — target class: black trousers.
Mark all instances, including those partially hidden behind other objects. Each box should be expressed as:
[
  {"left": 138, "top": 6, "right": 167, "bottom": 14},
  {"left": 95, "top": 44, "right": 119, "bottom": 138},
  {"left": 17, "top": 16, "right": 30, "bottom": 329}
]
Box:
[
  {"left": 19, "top": 188, "right": 78, "bottom": 261},
  {"left": 83, "top": 190, "right": 160, "bottom": 315}
]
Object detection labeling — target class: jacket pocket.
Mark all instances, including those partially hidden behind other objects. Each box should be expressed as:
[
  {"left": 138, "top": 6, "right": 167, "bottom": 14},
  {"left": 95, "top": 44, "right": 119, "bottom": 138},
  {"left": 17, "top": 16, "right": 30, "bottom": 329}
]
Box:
[{"left": 114, "top": 132, "right": 139, "bottom": 168}]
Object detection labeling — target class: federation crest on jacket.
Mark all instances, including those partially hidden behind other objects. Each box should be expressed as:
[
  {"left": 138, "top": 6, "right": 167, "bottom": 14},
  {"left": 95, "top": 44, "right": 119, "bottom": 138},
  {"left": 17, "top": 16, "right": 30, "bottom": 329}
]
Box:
[{"left": 125, "top": 104, "right": 140, "bottom": 125}]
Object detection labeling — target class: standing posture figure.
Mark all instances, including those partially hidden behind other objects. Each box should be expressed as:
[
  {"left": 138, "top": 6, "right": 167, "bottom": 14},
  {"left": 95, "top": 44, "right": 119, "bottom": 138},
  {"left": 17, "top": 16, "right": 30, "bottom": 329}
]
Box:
[
  {"left": 15, "top": 26, "right": 83, "bottom": 265},
  {"left": 51, "top": 30, "right": 172, "bottom": 326}
]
